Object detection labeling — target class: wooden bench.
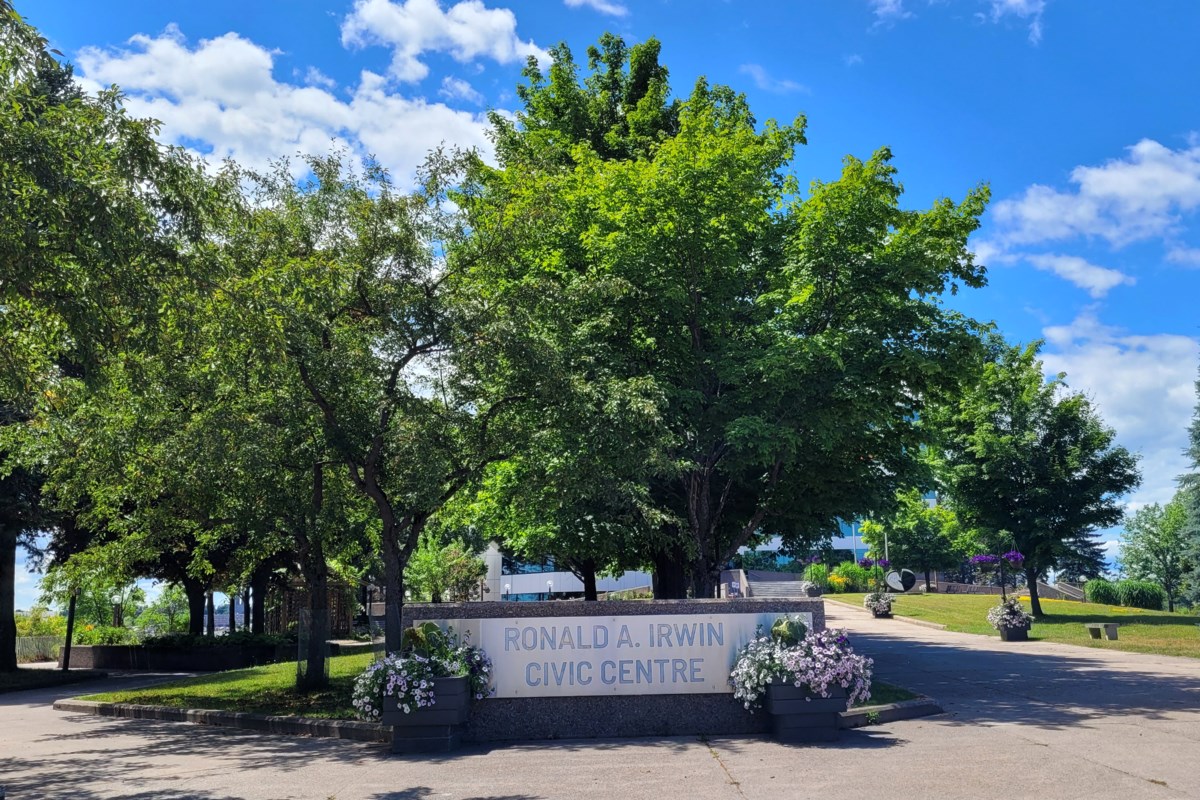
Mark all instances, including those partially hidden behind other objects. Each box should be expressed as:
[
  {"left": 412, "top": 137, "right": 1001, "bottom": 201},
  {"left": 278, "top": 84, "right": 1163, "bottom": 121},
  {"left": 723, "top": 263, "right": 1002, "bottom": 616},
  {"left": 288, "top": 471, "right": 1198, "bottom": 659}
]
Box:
[{"left": 1084, "top": 622, "right": 1119, "bottom": 640}]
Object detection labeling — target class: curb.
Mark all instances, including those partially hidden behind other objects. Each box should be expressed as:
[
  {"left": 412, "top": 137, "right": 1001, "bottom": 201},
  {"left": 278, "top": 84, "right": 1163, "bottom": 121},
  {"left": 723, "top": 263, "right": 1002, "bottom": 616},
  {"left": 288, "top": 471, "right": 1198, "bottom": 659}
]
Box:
[
  {"left": 839, "top": 697, "right": 943, "bottom": 728},
  {"left": 52, "top": 699, "right": 390, "bottom": 743}
]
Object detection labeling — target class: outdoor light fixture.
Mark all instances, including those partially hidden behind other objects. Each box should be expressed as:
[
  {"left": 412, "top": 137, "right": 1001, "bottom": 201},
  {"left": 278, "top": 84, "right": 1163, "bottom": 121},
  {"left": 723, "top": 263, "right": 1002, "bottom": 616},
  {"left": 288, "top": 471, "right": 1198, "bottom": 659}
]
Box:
[{"left": 503, "top": 583, "right": 511, "bottom": 596}]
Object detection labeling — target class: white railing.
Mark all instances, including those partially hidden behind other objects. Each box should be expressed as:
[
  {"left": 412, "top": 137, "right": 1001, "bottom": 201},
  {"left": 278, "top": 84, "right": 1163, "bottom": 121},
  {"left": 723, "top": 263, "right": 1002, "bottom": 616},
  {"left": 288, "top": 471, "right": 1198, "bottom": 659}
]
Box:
[{"left": 16, "top": 636, "right": 62, "bottom": 663}]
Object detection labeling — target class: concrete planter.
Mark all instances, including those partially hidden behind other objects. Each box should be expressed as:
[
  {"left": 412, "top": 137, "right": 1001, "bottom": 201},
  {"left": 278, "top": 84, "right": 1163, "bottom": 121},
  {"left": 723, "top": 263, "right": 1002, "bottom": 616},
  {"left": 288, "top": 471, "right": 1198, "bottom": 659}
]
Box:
[
  {"left": 383, "top": 675, "right": 471, "bottom": 754},
  {"left": 765, "top": 680, "right": 848, "bottom": 742},
  {"left": 999, "top": 625, "right": 1029, "bottom": 642},
  {"left": 871, "top": 609, "right": 893, "bottom": 619},
  {"left": 61, "top": 644, "right": 288, "bottom": 671}
]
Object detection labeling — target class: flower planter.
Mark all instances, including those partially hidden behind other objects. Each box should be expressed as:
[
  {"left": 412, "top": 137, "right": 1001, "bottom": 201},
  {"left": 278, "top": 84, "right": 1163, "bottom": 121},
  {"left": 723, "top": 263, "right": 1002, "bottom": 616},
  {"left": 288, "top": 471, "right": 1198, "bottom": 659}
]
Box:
[
  {"left": 871, "top": 609, "right": 893, "bottom": 619},
  {"left": 765, "top": 680, "right": 848, "bottom": 742},
  {"left": 999, "top": 625, "right": 1029, "bottom": 642},
  {"left": 383, "top": 675, "right": 471, "bottom": 754}
]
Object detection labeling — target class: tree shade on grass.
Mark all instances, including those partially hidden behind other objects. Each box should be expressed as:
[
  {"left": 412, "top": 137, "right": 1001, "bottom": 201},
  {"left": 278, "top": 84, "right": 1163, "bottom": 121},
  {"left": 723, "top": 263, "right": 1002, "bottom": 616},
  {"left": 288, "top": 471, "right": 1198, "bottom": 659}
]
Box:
[
  {"left": 835, "top": 594, "right": 1200, "bottom": 658},
  {"left": 81, "top": 653, "right": 375, "bottom": 719}
]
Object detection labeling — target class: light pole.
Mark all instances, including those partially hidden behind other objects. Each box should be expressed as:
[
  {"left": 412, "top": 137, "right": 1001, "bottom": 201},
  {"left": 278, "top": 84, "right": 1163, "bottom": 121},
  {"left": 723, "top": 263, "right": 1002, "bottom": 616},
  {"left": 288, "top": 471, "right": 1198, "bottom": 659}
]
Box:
[
  {"left": 503, "top": 583, "right": 510, "bottom": 599},
  {"left": 546, "top": 579, "right": 553, "bottom": 600}
]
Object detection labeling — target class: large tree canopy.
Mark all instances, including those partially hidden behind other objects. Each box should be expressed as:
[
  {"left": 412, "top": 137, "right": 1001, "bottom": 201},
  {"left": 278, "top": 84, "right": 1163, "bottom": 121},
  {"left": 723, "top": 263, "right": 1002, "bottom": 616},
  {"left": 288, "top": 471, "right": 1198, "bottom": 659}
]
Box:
[
  {"left": 0, "top": 1, "right": 221, "bottom": 670},
  {"left": 461, "top": 36, "right": 992, "bottom": 598},
  {"left": 934, "top": 342, "right": 1141, "bottom": 616}
]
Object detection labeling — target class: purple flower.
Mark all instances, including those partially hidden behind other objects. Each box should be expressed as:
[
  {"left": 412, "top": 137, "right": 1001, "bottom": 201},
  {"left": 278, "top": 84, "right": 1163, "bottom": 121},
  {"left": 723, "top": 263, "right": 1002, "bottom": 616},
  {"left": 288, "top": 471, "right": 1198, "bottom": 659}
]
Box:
[
  {"left": 877, "top": 559, "right": 891, "bottom": 568},
  {"left": 970, "top": 554, "right": 1000, "bottom": 566},
  {"left": 859, "top": 558, "right": 874, "bottom": 568},
  {"left": 1002, "top": 550, "right": 1025, "bottom": 566}
]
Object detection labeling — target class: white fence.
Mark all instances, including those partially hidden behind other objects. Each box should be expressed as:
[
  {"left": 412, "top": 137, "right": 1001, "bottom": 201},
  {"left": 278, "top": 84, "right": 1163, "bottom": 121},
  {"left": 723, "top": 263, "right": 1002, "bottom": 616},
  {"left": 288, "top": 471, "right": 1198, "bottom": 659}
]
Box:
[{"left": 16, "top": 636, "right": 62, "bottom": 663}]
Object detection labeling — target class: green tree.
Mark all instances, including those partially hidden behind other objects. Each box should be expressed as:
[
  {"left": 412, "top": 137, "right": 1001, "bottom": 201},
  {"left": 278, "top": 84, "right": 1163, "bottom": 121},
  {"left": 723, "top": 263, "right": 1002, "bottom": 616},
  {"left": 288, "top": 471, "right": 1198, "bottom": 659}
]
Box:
[
  {"left": 934, "top": 342, "right": 1141, "bottom": 616},
  {"left": 465, "top": 42, "right": 991, "bottom": 597},
  {"left": 214, "top": 153, "right": 533, "bottom": 652},
  {"left": 0, "top": 1, "right": 223, "bottom": 671},
  {"left": 1121, "top": 498, "right": 1190, "bottom": 612},
  {"left": 1179, "top": 370, "right": 1200, "bottom": 606},
  {"left": 133, "top": 584, "right": 189, "bottom": 635},
  {"left": 405, "top": 532, "right": 487, "bottom": 603},
  {"left": 860, "top": 490, "right": 965, "bottom": 591},
  {"left": 39, "top": 543, "right": 145, "bottom": 628}
]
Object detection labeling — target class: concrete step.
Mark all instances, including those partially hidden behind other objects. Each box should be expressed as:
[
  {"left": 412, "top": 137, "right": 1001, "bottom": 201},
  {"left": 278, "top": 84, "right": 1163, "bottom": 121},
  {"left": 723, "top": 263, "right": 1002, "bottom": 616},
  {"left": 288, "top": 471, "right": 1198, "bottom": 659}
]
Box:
[{"left": 748, "top": 581, "right": 811, "bottom": 599}]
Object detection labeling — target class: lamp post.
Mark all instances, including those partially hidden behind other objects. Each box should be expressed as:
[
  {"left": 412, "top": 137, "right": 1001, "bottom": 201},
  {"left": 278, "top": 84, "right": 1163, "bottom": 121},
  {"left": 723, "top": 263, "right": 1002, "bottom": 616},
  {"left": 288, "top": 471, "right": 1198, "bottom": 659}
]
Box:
[
  {"left": 546, "top": 579, "right": 553, "bottom": 600},
  {"left": 503, "top": 583, "right": 510, "bottom": 599}
]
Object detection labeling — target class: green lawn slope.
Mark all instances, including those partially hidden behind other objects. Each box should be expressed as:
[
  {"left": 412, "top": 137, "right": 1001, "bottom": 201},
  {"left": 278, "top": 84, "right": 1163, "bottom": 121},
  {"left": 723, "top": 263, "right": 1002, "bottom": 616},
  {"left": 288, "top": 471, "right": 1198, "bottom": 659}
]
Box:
[{"left": 832, "top": 592, "right": 1200, "bottom": 658}]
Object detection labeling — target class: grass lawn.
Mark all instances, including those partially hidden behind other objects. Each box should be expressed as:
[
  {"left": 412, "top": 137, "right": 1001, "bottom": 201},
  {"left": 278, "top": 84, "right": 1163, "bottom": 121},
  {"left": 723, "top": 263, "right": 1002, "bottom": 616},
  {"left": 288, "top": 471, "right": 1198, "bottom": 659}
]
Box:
[
  {"left": 831, "top": 592, "right": 1200, "bottom": 658},
  {"left": 1, "top": 667, "right": 107, "bottom": 694},
  {"left": 81, "top": 652, "right": 374, "bottom": 719},
  {"left": 855, "top": 680, "right": 918, "bottom": 707}
]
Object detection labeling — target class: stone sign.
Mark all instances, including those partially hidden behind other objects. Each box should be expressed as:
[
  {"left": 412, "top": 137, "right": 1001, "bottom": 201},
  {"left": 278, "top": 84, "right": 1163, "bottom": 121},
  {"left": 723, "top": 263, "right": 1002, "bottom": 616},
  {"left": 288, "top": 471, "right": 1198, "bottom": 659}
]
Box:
[{"left": 448, "top": 612, "right": 812, "bottom": 697}]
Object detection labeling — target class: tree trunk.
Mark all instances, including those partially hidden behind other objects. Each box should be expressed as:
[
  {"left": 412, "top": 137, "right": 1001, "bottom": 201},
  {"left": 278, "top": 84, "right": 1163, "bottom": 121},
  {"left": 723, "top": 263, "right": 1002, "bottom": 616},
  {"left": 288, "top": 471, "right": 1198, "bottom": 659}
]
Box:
[
  {"left": 228, "top": 592, "right": 237, "bottom": 634},
  {"left": 297, "top": 543, "right": 330, "bottom": 691},
  {"left": 1024, "top": 567, "right": 1043, "bottom": 617},
  {"left": 0, "top": 525, "right": 17, "bottom": 672},
  {"left": 250, "top": 571, "right": 268, "bottom": 634},
  {"left": 924, "top": 568, "right": 932, "bottom": 592},
  {"left": 205, "top": 591, "right": 215, "bottom": 636},
  {"left": 652, "top": 541, "right": 689, "bottom": 599},
  {"left": 243, "top": 587, "right": 251, "bottom": 629},
  {"left": 691, "top": 559, "right": 717, "bottom": 599},
  {"left": 381, "top": 525, "right": 405, "bottom": 654},
  {"left": 582, "top": 561, "right": 598, "bottom": 602},
  {"left": 183, "top": 577, "right": 206, "bottom": 636}
]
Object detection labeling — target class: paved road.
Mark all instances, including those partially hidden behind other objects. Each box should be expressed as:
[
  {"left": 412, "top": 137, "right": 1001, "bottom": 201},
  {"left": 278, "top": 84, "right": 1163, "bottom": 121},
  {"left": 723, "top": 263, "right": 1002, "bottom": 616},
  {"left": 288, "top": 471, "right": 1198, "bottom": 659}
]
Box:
[{"left": 3, "top": 606, "right": 1199, "bottom": 800}]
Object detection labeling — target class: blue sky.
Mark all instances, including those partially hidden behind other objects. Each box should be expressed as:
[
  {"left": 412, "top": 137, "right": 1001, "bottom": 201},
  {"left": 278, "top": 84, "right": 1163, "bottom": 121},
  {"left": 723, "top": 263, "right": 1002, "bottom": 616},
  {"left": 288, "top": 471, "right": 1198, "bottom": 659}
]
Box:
[{"left": 15, "top": 0, "right": 1200, "bottom": 605}]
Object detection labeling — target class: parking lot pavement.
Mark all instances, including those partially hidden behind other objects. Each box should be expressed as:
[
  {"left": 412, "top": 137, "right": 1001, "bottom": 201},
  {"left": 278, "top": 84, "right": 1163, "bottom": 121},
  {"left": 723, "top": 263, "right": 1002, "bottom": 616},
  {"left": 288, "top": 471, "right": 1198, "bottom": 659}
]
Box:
[{"left": 3, "top": 608, "right": 1198, "bottom": 799}]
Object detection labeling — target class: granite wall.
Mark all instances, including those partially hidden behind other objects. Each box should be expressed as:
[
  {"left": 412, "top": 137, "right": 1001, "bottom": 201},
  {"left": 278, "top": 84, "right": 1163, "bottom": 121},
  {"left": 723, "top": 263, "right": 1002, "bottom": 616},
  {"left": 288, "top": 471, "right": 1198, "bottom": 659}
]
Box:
[{"left": 403, "top": 598, "right": 825, "bottom": 742}]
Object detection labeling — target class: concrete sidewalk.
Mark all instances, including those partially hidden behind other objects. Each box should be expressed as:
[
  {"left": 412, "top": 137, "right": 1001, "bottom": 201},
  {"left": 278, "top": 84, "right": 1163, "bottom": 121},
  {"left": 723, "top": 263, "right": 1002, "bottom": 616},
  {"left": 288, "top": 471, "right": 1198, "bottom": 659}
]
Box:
[{"left": 3, "top": 607, "right": 1198, "bottom": 799}]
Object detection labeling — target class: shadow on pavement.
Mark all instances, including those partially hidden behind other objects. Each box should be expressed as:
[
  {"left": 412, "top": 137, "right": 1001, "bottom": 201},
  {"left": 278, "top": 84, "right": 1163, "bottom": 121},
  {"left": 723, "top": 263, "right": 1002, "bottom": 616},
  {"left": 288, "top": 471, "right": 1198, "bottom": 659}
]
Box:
[
  {"left": 5, "top": 714, "right": 386, "bottom": 800},
  {"left": 851, "top": 629, "right": 1200, "bottom": 730}
]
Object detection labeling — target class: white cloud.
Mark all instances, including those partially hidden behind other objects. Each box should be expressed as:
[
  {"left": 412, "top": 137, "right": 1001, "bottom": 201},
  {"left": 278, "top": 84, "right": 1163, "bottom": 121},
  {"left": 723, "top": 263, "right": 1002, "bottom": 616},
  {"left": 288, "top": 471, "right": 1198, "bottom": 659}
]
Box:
[
  {"left": 844, "top": 54, "right": 864, "bottom": 67},
  {"left": 1041, "top": 313, "right": 1199, "bottom": 508},
  {"left": 13, "top": 555, "right": 39, "bottom": 612},
  {"left": 564, "top": 0, "right": 629, "bottom": 17},
  {"left": 340, "top": 0, "right": 549, "bottom": 83},
  {"left": 991, "top": 138, "right": 1200, "bottom": 248},
  {"left": 439, "top": 75, "right": 484, "bottom": 104},
  {"left": 303, "top": 66, "right": 337, "bottom": 89},
  {"left": 738, "top": 64, "right": 808, "bottom": 95},
  {"left": 1025, "top": 253, "right": 1135, "bottom": 298},
  {"left": 868, "top": 0, "right": 911, "bottom": 25},
  {"left": 988, "top": 0, "right": 1046, "bottom": 43},
  {"left": 76, "top": 28, "right": 494, "bottom": 187},
  {"left": 1166, "top": 245, "right": 1200, "bottom": 267}
]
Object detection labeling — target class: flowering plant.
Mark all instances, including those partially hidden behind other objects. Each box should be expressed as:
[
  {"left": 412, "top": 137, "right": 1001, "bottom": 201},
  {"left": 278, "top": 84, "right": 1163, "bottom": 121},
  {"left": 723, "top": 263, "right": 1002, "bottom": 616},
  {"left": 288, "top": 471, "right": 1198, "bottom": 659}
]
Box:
[
  {"left": 729, "top": 624, "right": 873, "bottom": 712},
  {"left": 970, "top": 550, "right": 1026, "bottom": 601},
  {"left": 864, "top": 591, "right": 894, "bottom": 614},
  {"left": 351, "top": 624, "right": 493, "bottom": 720},
  {"left": 987, "top": 598, "right": 1034, "bottom": 631}
]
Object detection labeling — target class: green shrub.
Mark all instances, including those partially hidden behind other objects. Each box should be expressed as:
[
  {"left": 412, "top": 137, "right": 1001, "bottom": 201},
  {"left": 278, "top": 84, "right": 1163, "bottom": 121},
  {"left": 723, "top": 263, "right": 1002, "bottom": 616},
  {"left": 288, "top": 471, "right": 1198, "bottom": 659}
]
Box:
[
  {"left": 140, "top": 631, "right": 296, "bottom": 649},
  {"left": 1084, "top": 578, "right": 1120, "bottom": 605},
  {"left": 15, "top": 606, "right": 67, "bottom": 637},
  {"left": 1116, "top": 580, "right": 1167, "bottom": 610},
  {"left": 802, "top": 564, "right": 828, "bottom": 591},
  {"left": 831, "top": 562, "right": 871, "bottom": 592},
  {"left": 74, "top": 625, "right": 139, "bottom": 645}
]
